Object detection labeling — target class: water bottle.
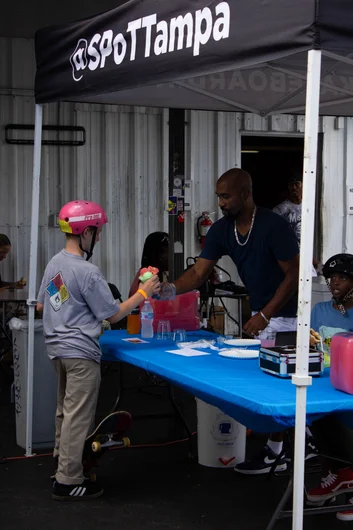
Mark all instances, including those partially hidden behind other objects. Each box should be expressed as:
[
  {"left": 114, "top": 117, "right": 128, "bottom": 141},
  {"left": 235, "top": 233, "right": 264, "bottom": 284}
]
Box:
[{"left": 140, "top": 300, "right": 154, "bottom": 339}]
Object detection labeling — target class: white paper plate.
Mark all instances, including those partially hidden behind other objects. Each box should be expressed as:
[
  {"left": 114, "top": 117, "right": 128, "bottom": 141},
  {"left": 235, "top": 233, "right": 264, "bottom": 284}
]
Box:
[
  {"left": 224, "top": 338, "right": 261, "bottom": 347},
  {"left": 218, "top": 348, "right": 259, "bottom": 359}
]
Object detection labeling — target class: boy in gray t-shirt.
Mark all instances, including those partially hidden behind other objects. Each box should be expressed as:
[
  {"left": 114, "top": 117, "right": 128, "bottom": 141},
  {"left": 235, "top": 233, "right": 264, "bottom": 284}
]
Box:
[{"left": 37, "top": 200, "right": 159, "bottom": 501}]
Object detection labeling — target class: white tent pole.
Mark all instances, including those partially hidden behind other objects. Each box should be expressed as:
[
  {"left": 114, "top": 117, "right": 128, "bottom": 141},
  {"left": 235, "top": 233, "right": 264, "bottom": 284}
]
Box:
[
  {"left": 292, "top": 49, "right": 322, "bottom": 530},
  {"left": 25, "top": 103, "right": 43, "bottom": 457}
]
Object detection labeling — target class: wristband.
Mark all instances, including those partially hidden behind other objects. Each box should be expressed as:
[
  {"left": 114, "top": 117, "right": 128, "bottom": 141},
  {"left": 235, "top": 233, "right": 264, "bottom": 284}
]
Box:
[
  {"left": 259, "top": 311, "right": 270, "bottom": 325},
  {"left": 137, "top": 288, "right": 148, "bottom": 300}
]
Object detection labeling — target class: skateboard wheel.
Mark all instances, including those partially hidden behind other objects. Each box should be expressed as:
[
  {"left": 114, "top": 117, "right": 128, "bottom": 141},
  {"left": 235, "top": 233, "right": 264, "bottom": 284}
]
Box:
[
  {"left": 92, "top": 441, "right": 101, "bottom": 453},
  {"left": 122, "top": 437, "right": 130, "bottom": 448}
]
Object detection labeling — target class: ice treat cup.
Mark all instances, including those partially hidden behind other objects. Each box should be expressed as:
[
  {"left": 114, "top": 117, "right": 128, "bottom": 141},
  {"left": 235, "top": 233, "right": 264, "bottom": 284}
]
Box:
[
  {"left": 139, "top": 271, "right": 153, "bottom": 282},
  {"left": 139, "top": 266, "right": 159, "bottom": 283}
]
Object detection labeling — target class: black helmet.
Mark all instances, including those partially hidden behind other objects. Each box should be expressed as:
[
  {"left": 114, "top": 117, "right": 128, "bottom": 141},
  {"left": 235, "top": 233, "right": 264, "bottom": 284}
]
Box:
[{"left": 323, "top": 253, "right": 353, "bottom": 279}]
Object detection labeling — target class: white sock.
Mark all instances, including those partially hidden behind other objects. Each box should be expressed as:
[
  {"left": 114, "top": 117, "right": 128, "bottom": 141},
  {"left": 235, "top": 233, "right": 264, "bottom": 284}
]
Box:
[{"left": 267, "top": 439, "right": 283, "bottom": 455}]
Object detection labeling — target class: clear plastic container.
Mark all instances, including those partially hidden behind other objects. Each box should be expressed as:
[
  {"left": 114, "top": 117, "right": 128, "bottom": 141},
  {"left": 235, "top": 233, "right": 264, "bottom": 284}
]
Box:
[
  {"left": 140, "top": 300, "right": 154, "bottom": 339},
  {"left": 150, "top": 291, "right": 200, "bottom": 332}
]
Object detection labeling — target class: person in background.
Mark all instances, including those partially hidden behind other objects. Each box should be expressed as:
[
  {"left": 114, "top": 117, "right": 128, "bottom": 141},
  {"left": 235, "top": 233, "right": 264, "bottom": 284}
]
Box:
[
  {"left": 273, "top": 173, "right": 318, "bottom": 276},
  {"left": 37, "top": 200, "right": 160, "bottom": 501},
  {"left": 129, "top": 231, "right": 169, "bottom": 297},
  {"left": 160, "top": 168, "right": 300, "bottom": 474},
  {"left": 307, "top": 253, "right": 353, "bottom": 522},
  {"left": 0, "top": 234, "right": 26, "bottom": 291}
]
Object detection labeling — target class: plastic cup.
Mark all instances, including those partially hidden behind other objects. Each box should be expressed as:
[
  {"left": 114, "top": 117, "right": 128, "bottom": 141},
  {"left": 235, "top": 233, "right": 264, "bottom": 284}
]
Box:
[
  {"left": 216, "top": 336, "right": 225, "bottom": 347},
  {"left": 157, "top": 320, "right": 171, "bottom": 340},
  {"left": 173, "top": 329, "right": 187, "bottom": 344},
  {"left": 261, "top": 331, "right": 277, "bottom": 348}
]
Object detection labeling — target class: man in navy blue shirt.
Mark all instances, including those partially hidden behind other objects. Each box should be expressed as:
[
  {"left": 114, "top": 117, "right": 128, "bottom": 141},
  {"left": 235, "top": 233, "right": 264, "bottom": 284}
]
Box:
[
  {"left": 169, "top": 168, "right": 300, "bottom": 474},
  {"left": 174, "top": 168, "right": 299, "bottom": 336}
]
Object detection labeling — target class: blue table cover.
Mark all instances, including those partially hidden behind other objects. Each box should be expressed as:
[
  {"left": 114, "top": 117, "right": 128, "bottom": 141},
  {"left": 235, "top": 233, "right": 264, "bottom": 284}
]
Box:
[{"left": 100, "top": 330, "right": 353, "bottom": 432}]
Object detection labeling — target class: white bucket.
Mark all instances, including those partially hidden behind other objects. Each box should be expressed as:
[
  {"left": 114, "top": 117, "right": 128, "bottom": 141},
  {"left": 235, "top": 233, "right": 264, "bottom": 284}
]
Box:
[{"left": 196, "top": 398, "right": 246, "bottom": 468}]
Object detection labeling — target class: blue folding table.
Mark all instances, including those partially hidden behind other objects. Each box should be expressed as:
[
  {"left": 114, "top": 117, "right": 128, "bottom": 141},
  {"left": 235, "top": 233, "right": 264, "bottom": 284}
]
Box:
[{"left": 100, "top": 330, "right": 353, "bottom": 433}]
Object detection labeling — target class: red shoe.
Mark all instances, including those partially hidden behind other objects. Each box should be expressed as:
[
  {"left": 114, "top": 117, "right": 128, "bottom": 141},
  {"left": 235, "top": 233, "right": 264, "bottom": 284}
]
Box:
[
  {"left": 307, "top": 468, "right": 353, "bottom": 502},
  {"left": 337, "top": 497, "right": 353, "bottom": 521}
]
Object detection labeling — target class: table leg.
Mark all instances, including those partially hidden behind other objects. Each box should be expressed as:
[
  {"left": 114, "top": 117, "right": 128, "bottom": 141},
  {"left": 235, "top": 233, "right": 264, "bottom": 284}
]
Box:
[
  {"left": 265, "top": 477, "right": 293, "bottom": 530},
  {"left": 168, "top": 384, "right": 193, "bottom": 456},
  {"left": 238, "top": 298, "right": 242, "bottom": 337},
  {"left": 104, "top": 361, "right": 193, "bottom": 455},
  {"left": 109, "top": 362, "right": 123, "bottom": 414}
]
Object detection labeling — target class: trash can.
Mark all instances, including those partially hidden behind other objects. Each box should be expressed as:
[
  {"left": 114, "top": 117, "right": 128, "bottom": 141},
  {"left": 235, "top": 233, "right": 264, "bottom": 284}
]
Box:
[
  {"left": 196, "top": 398, "right": 246, "bottom": 468},
  {"left": 9, "top": 318, "right": 57, "bottom": 450}
]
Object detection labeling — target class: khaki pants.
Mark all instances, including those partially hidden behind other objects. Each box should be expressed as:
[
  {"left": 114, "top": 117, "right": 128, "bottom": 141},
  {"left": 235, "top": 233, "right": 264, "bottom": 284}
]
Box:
[{"left": 52, "top": 358, "right": 101, "bottom": 485}]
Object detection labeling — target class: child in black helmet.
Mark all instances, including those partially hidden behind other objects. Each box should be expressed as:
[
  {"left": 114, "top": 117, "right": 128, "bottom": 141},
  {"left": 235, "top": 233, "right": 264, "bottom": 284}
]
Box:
[
  {"left": 307, "top": 253, "right": 353, "bottom": 521},
  {"left": 311, "top": 253, "right": 353, "bottom": 354}
]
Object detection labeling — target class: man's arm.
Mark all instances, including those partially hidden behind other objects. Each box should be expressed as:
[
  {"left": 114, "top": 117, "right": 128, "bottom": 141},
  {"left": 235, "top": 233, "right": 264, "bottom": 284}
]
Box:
[
  {"left": 1, "top": 277, "right": 26, "bottom": 289},
  {"left": 173, "top": 258, "right": 217, "bottom": 295},
  {"left": 244, "top": 254, "right": 299, "bottom": 336},
  {"left": 262, "top": 254, "right": 299, "bottom": 318}
]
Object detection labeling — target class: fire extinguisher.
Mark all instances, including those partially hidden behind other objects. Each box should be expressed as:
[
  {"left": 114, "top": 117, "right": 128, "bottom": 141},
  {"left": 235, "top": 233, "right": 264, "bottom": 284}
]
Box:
[{"left": 197, "top": 211, "right": 213, "bottom": 248}]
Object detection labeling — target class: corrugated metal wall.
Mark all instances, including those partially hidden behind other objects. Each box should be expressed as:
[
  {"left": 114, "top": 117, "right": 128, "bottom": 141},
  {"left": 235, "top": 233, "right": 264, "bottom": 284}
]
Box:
[
  {"left": 321, "top": 116, "right": 353, "bottom": 262},
  {"left": 0, "top": 38, "right": 167, "bottom": 299},
  {"left": 1, "top": 37, "right": 353, "bottom": 312}
]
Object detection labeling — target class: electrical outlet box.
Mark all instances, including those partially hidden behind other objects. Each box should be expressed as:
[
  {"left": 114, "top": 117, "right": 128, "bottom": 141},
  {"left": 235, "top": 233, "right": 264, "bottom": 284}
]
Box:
[
  {"left": 49, "top": 213, "right": 60, "bottom": 227},
  {"left": 184, "top": 179, "right": 192, "bottom": 211},
  {"left": 348, "top": 186, "right": 353, "bottom": 214}
]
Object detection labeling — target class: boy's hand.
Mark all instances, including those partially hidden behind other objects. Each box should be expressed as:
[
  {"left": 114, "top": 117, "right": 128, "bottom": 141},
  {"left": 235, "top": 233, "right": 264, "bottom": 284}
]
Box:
[{"left": 139, "top": 275, "right": 160, "bottom": 298}]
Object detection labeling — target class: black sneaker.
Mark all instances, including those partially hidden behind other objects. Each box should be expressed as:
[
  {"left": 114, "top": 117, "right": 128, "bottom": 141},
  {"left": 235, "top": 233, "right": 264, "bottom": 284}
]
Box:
[
  {"left": 52, "top": 480, "right": 103, "bottom": 501},
  {"left": 285, "top": 435, "right": 319, "bottom": 464},
  {"left": 234, "top": 445, "right": 287, "bottom": 475},
  {"left": 305, "top": 435, "right": 319, "bottom": 461}
]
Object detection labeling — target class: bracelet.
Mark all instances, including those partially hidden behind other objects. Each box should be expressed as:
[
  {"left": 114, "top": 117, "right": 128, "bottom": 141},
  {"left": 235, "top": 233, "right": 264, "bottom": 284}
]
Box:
[
  {"left": 259, "top": 311, "right": 270, "bottom": 325},
  {"left": 137, "top": 288, "right": 148, "bottom": 300}
]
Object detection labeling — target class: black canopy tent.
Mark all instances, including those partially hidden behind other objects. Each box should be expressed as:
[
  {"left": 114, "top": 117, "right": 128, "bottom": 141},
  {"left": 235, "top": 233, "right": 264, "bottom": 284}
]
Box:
[
  {"left": 27, "top": 2, "right": 353, "bottom": 528},
  {"left": 34, "top": 0, "right": 353, "bottom": 115}
]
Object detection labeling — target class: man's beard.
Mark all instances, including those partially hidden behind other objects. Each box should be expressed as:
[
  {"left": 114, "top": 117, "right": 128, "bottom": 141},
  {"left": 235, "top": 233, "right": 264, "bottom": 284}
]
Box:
[{"left": 221, "top": 209, "right": 239, "bottom": 220}]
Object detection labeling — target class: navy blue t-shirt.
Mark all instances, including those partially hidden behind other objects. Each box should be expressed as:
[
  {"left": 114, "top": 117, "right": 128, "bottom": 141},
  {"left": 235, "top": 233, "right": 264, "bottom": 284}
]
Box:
[{"left": 200, "top": 207, "right": 299, "bottom": 317}]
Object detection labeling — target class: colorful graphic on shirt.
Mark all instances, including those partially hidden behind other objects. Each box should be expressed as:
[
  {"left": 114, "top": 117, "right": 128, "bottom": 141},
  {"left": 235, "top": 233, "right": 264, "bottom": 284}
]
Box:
[{"left": 46, "top": 272, "right": 69, "bottom": 311}]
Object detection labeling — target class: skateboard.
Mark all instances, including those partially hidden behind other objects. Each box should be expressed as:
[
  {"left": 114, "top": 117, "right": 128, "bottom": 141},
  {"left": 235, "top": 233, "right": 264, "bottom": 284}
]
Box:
[{"left": 82, "top": 410, "right": 132, "bottom": 472}]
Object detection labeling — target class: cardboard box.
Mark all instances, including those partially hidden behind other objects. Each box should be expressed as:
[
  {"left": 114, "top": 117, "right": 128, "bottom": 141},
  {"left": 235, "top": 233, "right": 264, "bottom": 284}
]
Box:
[{"left": 208, "top": 306, "right": 225, "bottom": 334}]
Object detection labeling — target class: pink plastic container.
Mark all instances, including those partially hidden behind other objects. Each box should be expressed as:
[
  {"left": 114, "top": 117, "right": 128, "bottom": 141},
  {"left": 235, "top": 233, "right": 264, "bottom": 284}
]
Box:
[
  {"left": 150, "top": 291, "right": 200, "bottom": 332},
  {"left": 330, "top": 332, "right": 353, "bottom": 395}
]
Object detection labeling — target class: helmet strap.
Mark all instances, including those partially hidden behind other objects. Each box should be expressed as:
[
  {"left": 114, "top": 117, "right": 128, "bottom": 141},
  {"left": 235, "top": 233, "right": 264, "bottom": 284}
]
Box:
[
  {"left": 326, "top": 277, "right": 353, "bottom": 315},
  {"left": 79, "top": 227, "right": 97, "bottom": 261}
]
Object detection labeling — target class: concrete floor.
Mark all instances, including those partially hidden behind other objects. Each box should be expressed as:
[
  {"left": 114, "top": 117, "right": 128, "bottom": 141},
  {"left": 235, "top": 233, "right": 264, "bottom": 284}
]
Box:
[{"left": 0, "top": 362, "right": 347, "bottom": 530}]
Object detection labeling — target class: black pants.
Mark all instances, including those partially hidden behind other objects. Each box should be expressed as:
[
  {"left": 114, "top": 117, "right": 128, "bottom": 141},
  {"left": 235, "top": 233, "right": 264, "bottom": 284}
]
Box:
[{"left": 311, "top": 414, "right": 353, "bottom": 472}]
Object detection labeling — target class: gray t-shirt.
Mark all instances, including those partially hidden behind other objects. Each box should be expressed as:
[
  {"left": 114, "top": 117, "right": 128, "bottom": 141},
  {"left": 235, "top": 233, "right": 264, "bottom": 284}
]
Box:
[
  {"left": 273, "top": 200, "right": 301, "bottom": 241},
  {"left": 273, "top": 200, "right": 317, "bottom": 277},
  {"left": 37, "top": 249, "right": 119, "bottom": 362}
]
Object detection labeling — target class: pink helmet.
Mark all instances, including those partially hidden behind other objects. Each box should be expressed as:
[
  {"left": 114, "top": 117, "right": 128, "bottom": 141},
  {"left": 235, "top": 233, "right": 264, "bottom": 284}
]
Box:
[{"left": 58, "top": 200, "right": 108, "bottom": 235}]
